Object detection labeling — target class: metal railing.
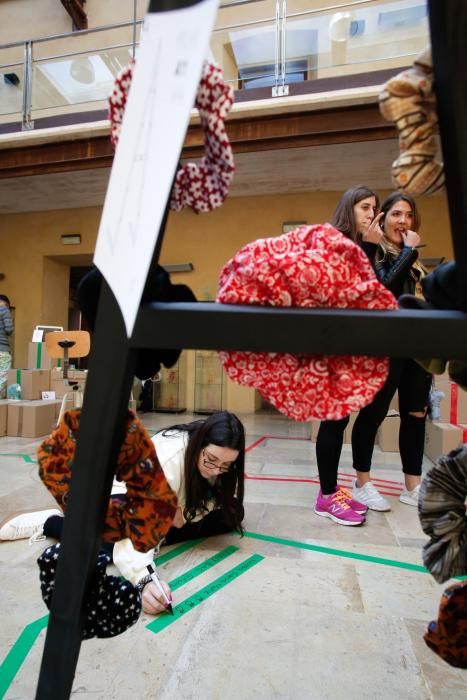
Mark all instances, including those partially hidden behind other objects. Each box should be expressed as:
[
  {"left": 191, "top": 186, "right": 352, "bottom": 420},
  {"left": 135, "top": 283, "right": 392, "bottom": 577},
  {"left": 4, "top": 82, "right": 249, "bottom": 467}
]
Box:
[{"left": 0, "top": 0, "right": 429, "bottom": 131}]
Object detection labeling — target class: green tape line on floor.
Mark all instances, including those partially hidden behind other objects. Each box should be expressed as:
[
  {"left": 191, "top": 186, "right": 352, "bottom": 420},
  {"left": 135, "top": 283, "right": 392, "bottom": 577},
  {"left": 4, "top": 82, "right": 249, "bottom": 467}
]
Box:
[
  {"left": 0, "top": 453, "right": 37, "bottom": 464},
  {"left": 0, "top": 615, "right": 49, "bottom": 699},
  {"left": 169, "top": 545, "right": 239, "bottom": 591},
  {"left": 147, "top": 553, "right": 264, "bottom": 634},
  {"left": 155, "top": 538, "right": 206, "bottom": 566},
  {"left": 244, "top": 531, "right": 428, "bottom": 573}
]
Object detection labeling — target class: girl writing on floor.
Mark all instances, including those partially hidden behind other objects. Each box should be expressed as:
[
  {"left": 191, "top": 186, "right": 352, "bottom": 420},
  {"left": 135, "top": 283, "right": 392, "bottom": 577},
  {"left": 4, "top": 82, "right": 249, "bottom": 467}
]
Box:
[{"left": 0, "top": 411, "right": 245, "bottom": 615}]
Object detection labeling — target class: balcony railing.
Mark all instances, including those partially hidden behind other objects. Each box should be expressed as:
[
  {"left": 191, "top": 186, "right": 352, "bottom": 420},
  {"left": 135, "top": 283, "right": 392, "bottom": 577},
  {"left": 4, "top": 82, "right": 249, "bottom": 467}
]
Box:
[{"left": 0, "top": 0, "right": 429, "bottom": 131}]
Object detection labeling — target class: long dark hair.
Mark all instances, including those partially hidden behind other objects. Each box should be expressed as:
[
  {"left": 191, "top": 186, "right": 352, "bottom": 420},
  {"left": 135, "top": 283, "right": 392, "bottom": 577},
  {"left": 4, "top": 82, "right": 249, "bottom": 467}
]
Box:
[
  {"left": 377, "top": 191, "right": 425, "bottom": 282},
  {"left": 330, "top": 185, "right": 380, "bottom": 241},
  {"left": 0, "top": 294, "right": 10, "bottom": 307},
  {"left": 160, "top": 411, "right": 245, "bottom": 534}
]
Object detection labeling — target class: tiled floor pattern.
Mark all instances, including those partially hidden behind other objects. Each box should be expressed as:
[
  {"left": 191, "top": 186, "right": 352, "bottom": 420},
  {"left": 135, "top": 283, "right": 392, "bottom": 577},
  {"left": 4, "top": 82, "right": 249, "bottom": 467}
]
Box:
[{"left": 0, "top": 412, "right": 466, "bottom": 699}]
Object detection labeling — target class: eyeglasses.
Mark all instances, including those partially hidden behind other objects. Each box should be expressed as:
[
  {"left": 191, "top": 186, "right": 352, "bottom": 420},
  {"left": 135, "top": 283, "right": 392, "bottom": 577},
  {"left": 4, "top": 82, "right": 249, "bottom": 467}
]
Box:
[{"left": 202, "top": 449, "right": 234, "bottom": 474}]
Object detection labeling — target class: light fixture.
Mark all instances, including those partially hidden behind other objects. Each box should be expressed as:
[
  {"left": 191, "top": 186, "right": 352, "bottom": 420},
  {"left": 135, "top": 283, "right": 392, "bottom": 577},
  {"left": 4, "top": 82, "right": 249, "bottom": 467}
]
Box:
[
  {"left": 162, "top": 263, "right": 194, "bottom": 273},
  {"left": 61, "top": 234, "right": 81, "bottom": 245}
]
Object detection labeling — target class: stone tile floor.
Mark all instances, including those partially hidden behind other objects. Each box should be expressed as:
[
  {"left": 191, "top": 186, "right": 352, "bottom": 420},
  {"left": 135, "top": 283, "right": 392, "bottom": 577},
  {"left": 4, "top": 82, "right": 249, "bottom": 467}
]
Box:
[{"left": 0, "top": 411, "right": 465, "bottom": 699}]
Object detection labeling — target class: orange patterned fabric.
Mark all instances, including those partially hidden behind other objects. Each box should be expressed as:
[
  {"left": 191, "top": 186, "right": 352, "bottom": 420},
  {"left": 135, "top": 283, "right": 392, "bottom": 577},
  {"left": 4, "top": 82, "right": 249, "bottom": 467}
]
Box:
[{"left": 37, "top": 410, "right": 177, "bottom": 553}]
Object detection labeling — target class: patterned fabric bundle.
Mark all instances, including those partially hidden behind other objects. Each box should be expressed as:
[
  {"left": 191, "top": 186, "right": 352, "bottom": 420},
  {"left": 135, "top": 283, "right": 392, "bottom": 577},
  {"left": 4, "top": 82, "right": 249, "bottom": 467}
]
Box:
[
  {"left": 38, "top": 544, "right": 141, "bottom": 639},
  {"left": 379, "top": 47, "right": 444, "bottom": 195},
  {"left": 424, "top": 581, "right": 467, "bottom": 669},
  {"left": 38, "top": 409, "right": 178, "bottom": 553},
  {"left": 217, "top": 224, "right": 398, "bottom": 421},
  {"left": 108, "top": 60, "right": 235, "bottom": 213},
  {"left": 418, "top": 446, "right": 467, "bottom": 583}
]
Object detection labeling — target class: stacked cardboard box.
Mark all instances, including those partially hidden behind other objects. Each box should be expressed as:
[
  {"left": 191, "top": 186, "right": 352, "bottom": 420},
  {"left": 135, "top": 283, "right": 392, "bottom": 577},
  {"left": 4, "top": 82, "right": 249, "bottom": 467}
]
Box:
[
  {"left": 423, "top": 372, "right": 467, "bottom": 461},
  {"left": 27, "top": 342, "right": 60, "bottom": 371},
  {"left": 0, "top": 400, "right": 7, "bottom": 437},
  {"left": 7, "top": 399, "right": 62, "bottom": 438},
  {"left": 425, "top": 421, "right": 462, "bottom": 463},
  {"left": 50, "top": 368, "right": 87, "bottom": 398},
  {"left": 7, "top": 368, "right": 51, "bottom": 400}
]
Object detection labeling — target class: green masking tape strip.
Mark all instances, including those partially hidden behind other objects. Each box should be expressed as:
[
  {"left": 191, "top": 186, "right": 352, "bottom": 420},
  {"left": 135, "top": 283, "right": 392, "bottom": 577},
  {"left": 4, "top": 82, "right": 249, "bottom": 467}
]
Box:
[
  {"left": 0, "top": 614, "right": 48, "bottom": 699},
  {"left": 244, "top": 531, "right": 428, "bottom": 573},
  {"left": 36, "top": 343, "right": 42, "bottom": 369},
  {"left": 155, "top": 538, "right": 206, "bottom": 566},
  {"left": 169, "top": 545, "right": 239, "bottom": 591},
  {"left": 0, "top": 453, "right": 37, "bottom": 464},
  {"left": 16, "top": 369, "right": 20, "bottom": 384},
  {"left": 147, "top": 554, "right": 264, "bottom": 634}
]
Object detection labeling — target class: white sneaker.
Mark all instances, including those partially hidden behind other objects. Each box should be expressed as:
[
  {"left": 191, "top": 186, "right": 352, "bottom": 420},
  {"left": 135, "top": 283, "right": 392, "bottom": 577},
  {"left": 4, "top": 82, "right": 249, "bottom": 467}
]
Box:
[
  {"left": 352, "top": 480, "right": 391, "bottom": 512},
  {"left": 0, "top": 509, "right": 61, "bottom": 542},
  {"left": 399, "top": 484, "right": 421, "bottom": 507}
]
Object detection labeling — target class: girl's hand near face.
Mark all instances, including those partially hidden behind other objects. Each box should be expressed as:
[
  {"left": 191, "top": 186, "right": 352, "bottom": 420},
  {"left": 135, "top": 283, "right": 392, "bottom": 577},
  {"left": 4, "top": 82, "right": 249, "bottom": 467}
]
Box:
[
  {"left": 402, "top": 230, "right": 421, "bottom": 247},
  {"left": 362, "top": 212, "right": 384, "bottom": 244},
  {"left": 142, "top": 579, "right": 173, "bottom": 615}
]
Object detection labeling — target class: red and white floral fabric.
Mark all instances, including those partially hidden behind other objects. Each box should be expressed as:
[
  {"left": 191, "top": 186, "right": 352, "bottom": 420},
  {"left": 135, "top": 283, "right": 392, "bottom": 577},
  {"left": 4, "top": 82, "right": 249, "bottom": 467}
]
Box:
[
  {"left": 217, "top": 224, "right": 398, "bottom": 421},
  {"left": 108, "top": 60, "right": 235, "bottom": 213}
]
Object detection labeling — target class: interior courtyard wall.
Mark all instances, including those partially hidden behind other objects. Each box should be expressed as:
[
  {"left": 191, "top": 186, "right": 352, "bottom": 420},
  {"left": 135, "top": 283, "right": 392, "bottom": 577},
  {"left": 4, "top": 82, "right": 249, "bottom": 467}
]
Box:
[{"left": 0, "top": 189, "right": 453, "bottom": 361}]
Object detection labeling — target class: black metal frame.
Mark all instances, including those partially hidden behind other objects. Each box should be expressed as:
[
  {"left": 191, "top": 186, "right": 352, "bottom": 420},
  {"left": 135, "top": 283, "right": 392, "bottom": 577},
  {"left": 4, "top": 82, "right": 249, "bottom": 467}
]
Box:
[{"left": 35, "top": 1, "right": 467, "bottom": 697}]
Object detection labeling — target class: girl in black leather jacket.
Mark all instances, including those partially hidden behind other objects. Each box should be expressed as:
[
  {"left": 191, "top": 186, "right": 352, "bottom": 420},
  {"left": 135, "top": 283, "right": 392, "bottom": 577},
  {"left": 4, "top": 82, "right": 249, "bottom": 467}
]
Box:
[{"left": 351, "top": 192, "right": 432, "bottom": 510}]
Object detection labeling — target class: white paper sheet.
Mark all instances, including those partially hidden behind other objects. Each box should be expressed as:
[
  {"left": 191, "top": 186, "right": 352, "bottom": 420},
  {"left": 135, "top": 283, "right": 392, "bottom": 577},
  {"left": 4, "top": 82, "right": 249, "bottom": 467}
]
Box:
[{"left": 94, "top": 0, "right": 219, "bottom": 336}]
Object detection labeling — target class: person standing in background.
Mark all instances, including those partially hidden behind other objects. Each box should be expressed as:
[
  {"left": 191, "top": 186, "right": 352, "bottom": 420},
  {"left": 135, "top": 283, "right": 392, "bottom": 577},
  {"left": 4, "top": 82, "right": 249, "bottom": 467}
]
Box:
[
  {"left": 352, "top": 192, "right": 432, "bottom": 509},
  {"left": 0, "top": 295, "right": 13, "bottom": 399},
  {"left": 314, "top": 186, "right": 384, "bottom": 526}
]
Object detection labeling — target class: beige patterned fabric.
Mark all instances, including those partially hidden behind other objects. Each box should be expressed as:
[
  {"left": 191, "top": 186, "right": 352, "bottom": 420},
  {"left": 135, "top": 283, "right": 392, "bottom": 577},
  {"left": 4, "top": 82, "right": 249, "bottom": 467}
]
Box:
[{"left": 379, "top": 47, "right": 445, "bottom": 195}]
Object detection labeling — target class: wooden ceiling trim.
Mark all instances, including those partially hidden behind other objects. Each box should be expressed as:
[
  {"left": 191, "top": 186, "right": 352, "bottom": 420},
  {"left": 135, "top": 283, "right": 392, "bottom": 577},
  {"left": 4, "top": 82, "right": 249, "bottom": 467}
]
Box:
[{"left": 0, "top": 102, "right": 396, "bottom": 179}]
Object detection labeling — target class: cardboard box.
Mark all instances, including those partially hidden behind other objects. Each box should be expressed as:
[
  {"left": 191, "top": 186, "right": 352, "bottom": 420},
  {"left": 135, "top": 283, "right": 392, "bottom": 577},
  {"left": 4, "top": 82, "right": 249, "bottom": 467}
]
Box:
[
  {"left": 27, "top": 342, "right": 60, "bottom": 370},
  {"left": 53, "top": 397, "right": 74, "bottom": 419},
  {"left": 424, "top": 421, "right": 462, "bottom": 463},
  {"left": 7, "top": 369, "right": 51, "bottom": 400},
  {"left": 50, "top": 368, "right": 87, "bottom": 398},
  {"left": 7, "top": 400, "right": 57, "bottom": 438},
  {"left": 0, "top": 400, "right": 7, "bottom": 437},
  {"left": 377, "top": 411, "right": 400, "bottom": 452}
]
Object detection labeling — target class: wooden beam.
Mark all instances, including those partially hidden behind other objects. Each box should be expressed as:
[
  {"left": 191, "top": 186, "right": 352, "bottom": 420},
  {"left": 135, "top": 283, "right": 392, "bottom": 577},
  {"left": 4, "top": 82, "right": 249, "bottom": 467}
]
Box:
[
  {"left": 0, "top": 102, "right": 396, "bottom": 179},
  {"left": 60, "top": 0, "right": 88, "bottom": 31}
]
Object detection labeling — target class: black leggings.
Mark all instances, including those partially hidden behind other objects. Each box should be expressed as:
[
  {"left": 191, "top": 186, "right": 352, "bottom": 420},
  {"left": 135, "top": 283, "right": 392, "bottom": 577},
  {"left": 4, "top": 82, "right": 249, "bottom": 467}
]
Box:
[
  {"left": 352, "top": 358, "right": 432, "bottom": 476},
  {"left": 43, "top": 508, "right": 233, "bottom": 552},
  {"left": 315, "top": 358, "right": 432, "bottom": 493}
]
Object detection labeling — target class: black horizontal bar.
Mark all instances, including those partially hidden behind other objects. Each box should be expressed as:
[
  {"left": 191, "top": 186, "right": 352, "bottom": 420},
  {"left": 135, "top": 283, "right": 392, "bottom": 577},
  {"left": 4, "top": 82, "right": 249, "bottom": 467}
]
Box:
[{"left": 131, "top": 302, "right": 467, "bottom": 360}]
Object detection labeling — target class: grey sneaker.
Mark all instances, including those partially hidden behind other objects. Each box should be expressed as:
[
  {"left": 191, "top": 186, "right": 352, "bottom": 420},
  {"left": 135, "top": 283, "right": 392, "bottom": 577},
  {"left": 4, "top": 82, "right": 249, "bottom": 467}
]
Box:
[
  {"left": 399, "top": 484, "right": 421, "bottom": 507},
  {"left": 352, "top": 480, "right": 391, "bottom": 512}
]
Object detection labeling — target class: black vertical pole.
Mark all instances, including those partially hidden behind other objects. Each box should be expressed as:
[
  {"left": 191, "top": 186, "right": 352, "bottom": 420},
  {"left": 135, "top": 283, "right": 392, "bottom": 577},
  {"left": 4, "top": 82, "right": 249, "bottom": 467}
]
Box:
[
  {"left": 35, "top": 282, "right": 137, "bottom": 699},
  {"left": 428, "top": 0, "right": 467, "bottom": 310},
  {"left": 35, "top": 1, "right": 207, "bottom": 696}
]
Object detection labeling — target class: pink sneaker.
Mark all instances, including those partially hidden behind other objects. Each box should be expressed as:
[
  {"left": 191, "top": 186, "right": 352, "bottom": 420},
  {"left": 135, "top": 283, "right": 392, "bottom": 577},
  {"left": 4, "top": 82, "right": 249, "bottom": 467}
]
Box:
[
  {"left": 314, "top": 489, "right": 366, "bottom": 526},
  {"left": 339, "top": 486, "right": 368, "bottom": 514}
]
